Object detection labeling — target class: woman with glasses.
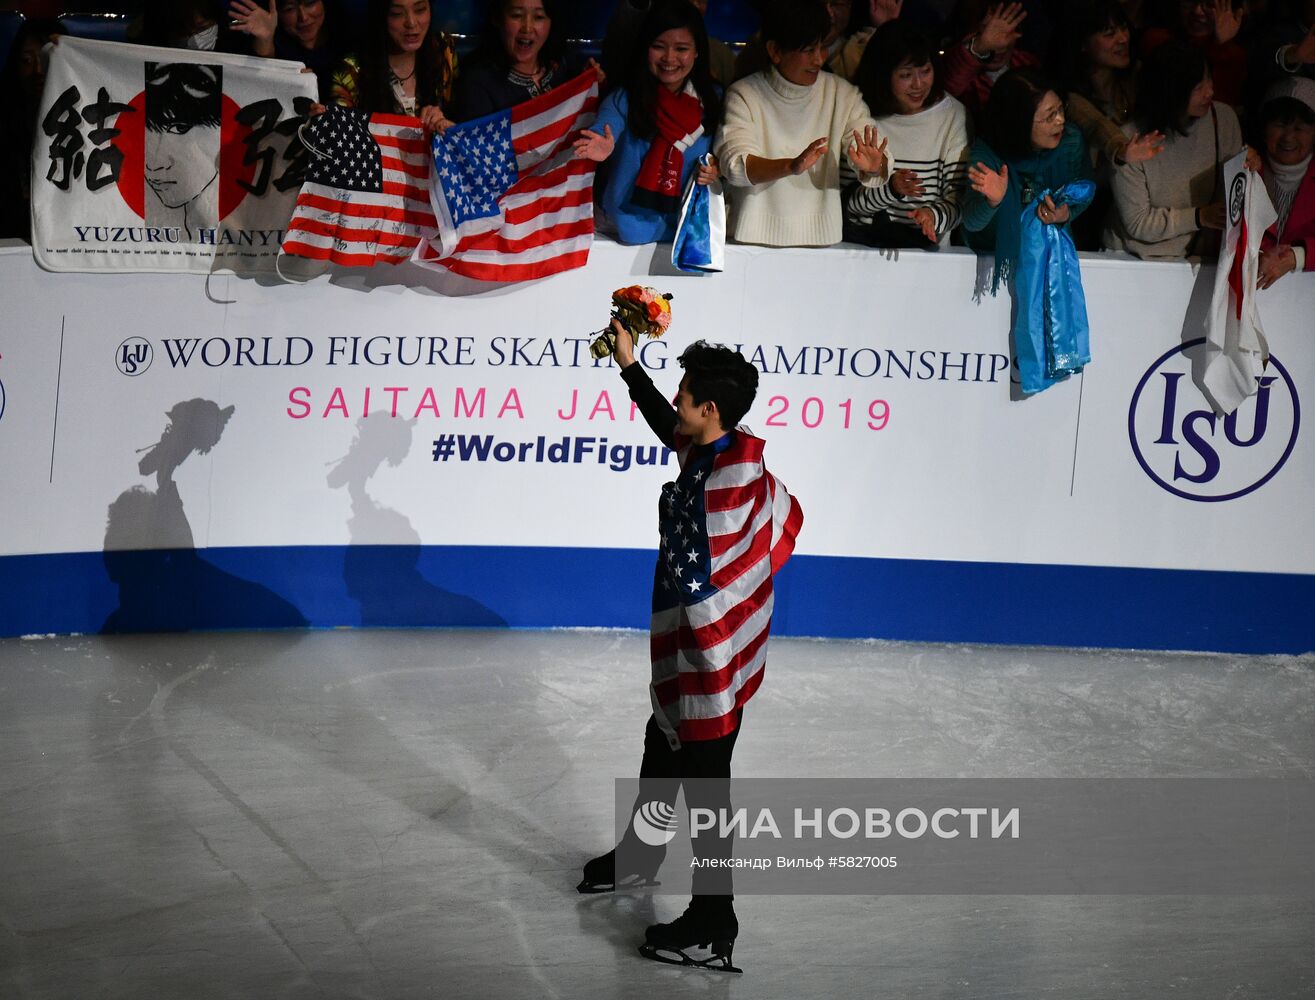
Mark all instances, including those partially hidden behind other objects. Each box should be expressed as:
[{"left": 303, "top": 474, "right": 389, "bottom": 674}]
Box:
[
  {"left": 229, "top": 0, "right": 348, "bottom": 99},
  {"left": 1104, "top": 40, "right": 1244, "bottom": 259},
  {"left": 962, "top": 68, "right": 1091, "bottom": 275}
]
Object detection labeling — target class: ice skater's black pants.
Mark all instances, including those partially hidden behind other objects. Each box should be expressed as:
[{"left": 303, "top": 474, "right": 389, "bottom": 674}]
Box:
[{"left": 620, "top": 711, "right": 742, "bottom": 900}]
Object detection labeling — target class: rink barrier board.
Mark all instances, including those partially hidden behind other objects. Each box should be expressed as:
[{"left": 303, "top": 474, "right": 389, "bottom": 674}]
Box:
[{"left": 3, "top": 546, "right": 1311, "bottom": 654}]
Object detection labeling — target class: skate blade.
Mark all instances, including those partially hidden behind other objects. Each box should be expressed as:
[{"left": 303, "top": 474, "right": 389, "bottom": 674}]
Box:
[
  {"left": 637, "top": 942, "right": 742, "bottom": 974},
  {"left": 576, "top": 876, "right": 660, "bottom": 895}
]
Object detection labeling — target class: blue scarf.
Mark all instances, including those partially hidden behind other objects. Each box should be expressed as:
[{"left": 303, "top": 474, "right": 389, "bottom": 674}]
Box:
[{"left": 1012, "top": 180, "right": 1096, "bottom": 396}]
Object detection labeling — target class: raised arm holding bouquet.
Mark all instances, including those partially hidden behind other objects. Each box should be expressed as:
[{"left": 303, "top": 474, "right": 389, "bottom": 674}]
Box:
[{"left": 589, "top": 285, "right": 674, "bottom": 359}]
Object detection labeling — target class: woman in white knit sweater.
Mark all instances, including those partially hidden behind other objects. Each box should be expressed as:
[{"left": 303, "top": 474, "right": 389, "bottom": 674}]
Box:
[
  {"left": 844, "top": 19, "right": 970, "bottom": 249},
  {"left": 715, "top": 0, "right": 891, "bottom": 248}
]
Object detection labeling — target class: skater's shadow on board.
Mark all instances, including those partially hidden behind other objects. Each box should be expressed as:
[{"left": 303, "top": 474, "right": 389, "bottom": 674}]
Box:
[
  {"left": 102, "top": 398, "right": 307, "bottom": 632},
  {"left": 327, "top": 415, "right": 506, "bottom": 627}
]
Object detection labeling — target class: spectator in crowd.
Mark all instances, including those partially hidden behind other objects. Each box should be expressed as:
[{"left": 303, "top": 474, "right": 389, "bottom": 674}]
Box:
[
  {"left": 717, "top": 0, "right": 891, "bottom": 247},
  {"left": 1062, "top": 2, "right": 1165, "bottom": 167},
  {"left": 574, "top": 0, "right": 722, "bottom": 244},
  {"left": 136, "top": 0, "right": 250, "bottom": 52},
  {"left": 943, "top": 2, "right": 1042, "bottom": 121},
  {"left": 1251, "top": 1, "right": 1315, "bottom": 92},
  {"left": 1140, "top": 0, "right": 1247, "bottom": 110},
  {"left": 844, "top": 20, "right": 970, "bottom": 247},
  {"left": 962, "top": 68, "right": 1092, "bottom": 274},
  {"left": 828, "top": 0, "right": 905, "bottom": 82},
  {"left": 735, "top": 0, "right": 850, "bottom": 80},
  {"left": 1060, "top": 2, "right": 1165, "bottom": 248},
  {"left": 0, "top": 18, "right": 65, "bottom": 241},
  {"left": 1104, "top": 41, "right": 1243, "bottom": 258},
  {"left": 227, "top": 0, "right": 349, "bottom": 100},
  {"left": 1257, "top": 77, "right": 1315, "bottom": 286},
  {"left": 331, "top": 0, "right": 457, "bottom": 130},
  {"left": 604, "top": 0, "right": 736, "bottom": 87},
  {"left": 720, "top": 0, "right": 894, "bottom": 247},
  {"left": 450, "top": 0, "right": 573, "bottom": 121}
]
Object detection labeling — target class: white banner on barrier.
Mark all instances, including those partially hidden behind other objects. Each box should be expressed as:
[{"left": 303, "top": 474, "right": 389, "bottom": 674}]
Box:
[
  {"left": 31, "top": 37, "right": 317, "bottom": 274},
  {"left": 0, "top": 241, "right": 1309, "bottom": 577}
]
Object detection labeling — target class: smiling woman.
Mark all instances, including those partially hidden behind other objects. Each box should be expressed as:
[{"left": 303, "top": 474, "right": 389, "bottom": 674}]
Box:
[
  {"left": 330, "top": 0, "right": 458, "bottom": 119},
  {"left": 449, "top": 0, "right": 571, "bottom": 121}
]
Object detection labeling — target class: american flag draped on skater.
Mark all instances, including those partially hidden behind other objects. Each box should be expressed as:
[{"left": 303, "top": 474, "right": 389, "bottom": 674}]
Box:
[
  {"left": 650, "top": 432, "right": 803, "bottom": 745},
  {"left": 413, "top": 67, "right": 601, "bottom": 281}
]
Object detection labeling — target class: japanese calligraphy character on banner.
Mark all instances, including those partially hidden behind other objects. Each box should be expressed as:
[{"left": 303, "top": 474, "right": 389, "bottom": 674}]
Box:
[{"left": 32, "top": 36, "right": 317, "bottom": 274}]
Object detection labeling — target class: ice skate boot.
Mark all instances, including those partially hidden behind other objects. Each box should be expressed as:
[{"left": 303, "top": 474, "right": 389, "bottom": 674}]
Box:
[
  {"left": 638, "top": 898, "right": 741, "bottom": 973},
  {"left": 575, "top": 849, "right": 661, "bottom": 894}
]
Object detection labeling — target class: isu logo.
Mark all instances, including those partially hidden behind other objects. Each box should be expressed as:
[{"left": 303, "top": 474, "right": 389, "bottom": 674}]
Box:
[
  {"left": 116, "top": 337, "right": 153, "bottom": 376},
  {"left": 1128, "top": 339, "right": 1300, "bottom": 502}
]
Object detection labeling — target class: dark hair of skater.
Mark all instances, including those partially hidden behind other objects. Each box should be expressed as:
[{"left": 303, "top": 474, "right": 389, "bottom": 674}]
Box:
[{"left": 679, "top": 341, "right": 760, "bottom": 429}]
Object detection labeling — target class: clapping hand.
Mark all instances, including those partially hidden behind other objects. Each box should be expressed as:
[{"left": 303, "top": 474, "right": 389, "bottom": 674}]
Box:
[
  {"left": 573, "top": 124, "right": 615, "bottom": 162},
  {"left": 910, "top": 206, "right": 938, "bottom": 243},
  {"left": 1211, "top": 0, "right": 1244, "bottom": 46},
  {"left": 891, "top": 168, "right": 924, "bottom": 199},
  {"left": 977, "top": 2, "right": 1026, "bottom": 54},
  {"left": 967, "top": 161, "right": 1008, "bottom": 207},
  {"left": 228, "top": 0, "right": 277, "bottom": 45},
  {"left": 791, "top": 137, "right": 830, "bottom": 175},
  {"left": 848, "top": 125, "right": 889, "bottom": 177},
  {"left": 1258, "top": 246, "right": 1297, "bottom": 289},
  {"left": 1121, "top": 131, "right": 1165, "bottom": 164},
  {"left": 1036, "top": 193, "right": 1070, "bottom": 226}
]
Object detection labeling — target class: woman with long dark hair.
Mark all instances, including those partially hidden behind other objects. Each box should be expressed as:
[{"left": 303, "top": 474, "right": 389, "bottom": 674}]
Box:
[
  {"left": 573, "top": 0, "right": 723, "bottom": 245},
  {"left": 450, "top": 0, "right": 571, "bottom": 121},
  {"left": 845, "top": 20, "right": 970, "bottom": 248},
  {"left": 228, "top": 0, "right": 349, "bottom": 100},
  {"left": 1103, "top": 40, "right": 1243, "bottom": 258},
  {"left": 330, "top": 0, "right": 457, "bottom": 127},
  {"left": 1062, "top": 2, "right": 1164, "bottom": 167}
]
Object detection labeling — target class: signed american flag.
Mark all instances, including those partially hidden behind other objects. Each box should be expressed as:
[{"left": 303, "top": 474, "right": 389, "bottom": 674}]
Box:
[
  {"left": 650, "top": 432, "right": 803, "bottom": 744},
  {"left": 413, "top": 68, "right": 601, "bottom": 282},
  {"left": 281, "top": 109, "right": 434, "bottom": 266}
]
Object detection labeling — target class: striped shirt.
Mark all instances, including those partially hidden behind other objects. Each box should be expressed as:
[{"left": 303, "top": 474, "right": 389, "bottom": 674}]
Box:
[{"left": 842, "top": 94, "right": 971, "bottom": 241}]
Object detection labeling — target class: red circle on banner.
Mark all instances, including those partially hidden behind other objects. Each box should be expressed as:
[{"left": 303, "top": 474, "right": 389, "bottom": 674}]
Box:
[
  {"left": 113, "top": 91, "right": 146, "bottom": 219},
  {"left": 113, "top": 92, "right": 256, "bottom": 223}
]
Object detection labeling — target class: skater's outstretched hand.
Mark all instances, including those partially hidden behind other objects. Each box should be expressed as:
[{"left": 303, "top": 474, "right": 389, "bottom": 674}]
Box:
[{"left": 611, "top": 317, "right": 636, "bottom": 368}]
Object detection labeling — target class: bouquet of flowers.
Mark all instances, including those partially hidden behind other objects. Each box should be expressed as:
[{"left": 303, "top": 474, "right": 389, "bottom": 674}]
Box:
[{"left": 589, "top": 285, "right": 674, "bottom": 359}]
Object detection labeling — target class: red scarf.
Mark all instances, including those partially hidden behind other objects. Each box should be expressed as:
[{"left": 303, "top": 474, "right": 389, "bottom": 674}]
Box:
[{"left": 630, "top": 84, "right": 704, "bottom": 214}]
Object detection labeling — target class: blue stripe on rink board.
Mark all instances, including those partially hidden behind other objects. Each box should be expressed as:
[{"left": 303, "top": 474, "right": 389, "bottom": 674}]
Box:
[{"left": 1, "top": 547, "right": 1311, "bottom": 654}]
